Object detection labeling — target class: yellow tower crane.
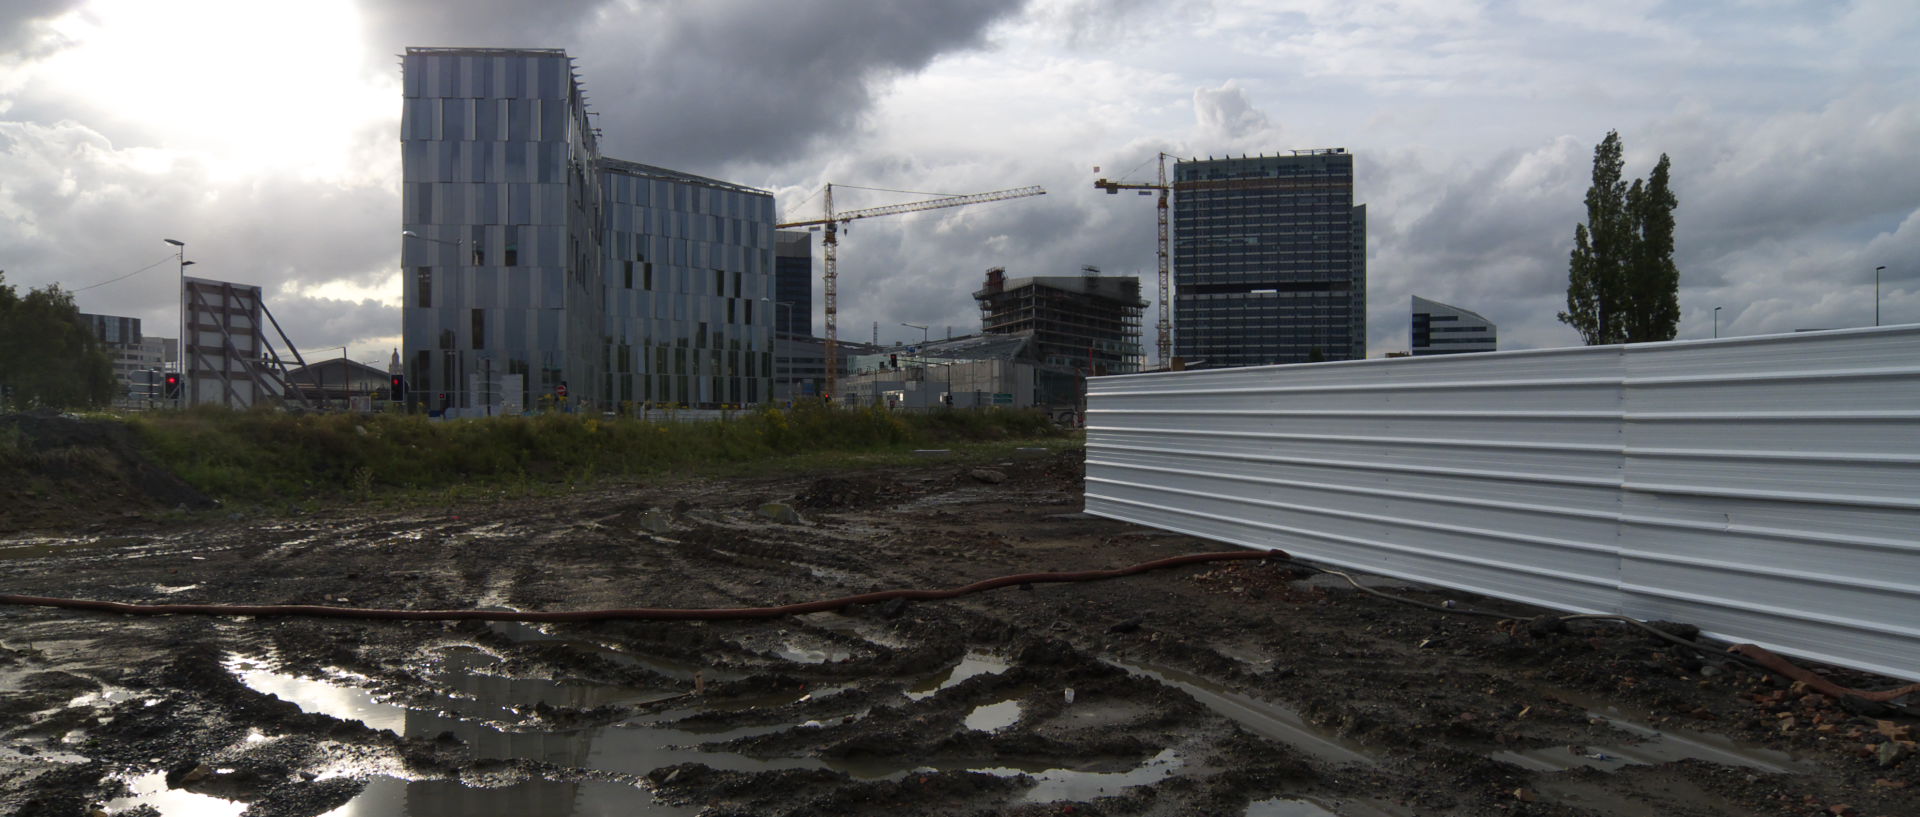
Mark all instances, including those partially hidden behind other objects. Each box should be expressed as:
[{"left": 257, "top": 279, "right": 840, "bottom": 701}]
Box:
[
  {"left": 1094, "top": 152, "right": 1173, "bottom": 365},
  {"left": 777, "top": 184, "right": 1046, "bottom": 399}
]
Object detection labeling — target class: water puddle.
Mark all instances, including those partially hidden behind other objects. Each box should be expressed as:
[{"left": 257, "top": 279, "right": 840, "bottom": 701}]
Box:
[
  {"left": 1492, "top": 708, "right": 1800, "bottom": 773},
  {"left": 320, "top": 776, "right": 695, "bottom": 817},
  {"left": 152, "top": 583, "right": 204, "bottom": 594},
  {"left": 104, "top": 771, "right": 247, "bottom": 817},
  {"left": 1106, "top": 659, "right": 1374, "bottom": 766},
  {"left": 229, "top": 656, "right": 410, "bottom": 733},
  {"left": 906, "top": 652, "right": 1010, "bottom": 700},
  {"left": 1245, "top": 795, "right": 1412, "bottom": 817},
  {"left": 964, "top": 700, "right": 1022, "bottom": 732},
  {"left": 973, "top": 747, "right": 1184, "bottom": 803},
  {"left": 0, "top": 535, "right": 139, "bottom": 561},
  {"left": 1246, "top": 798, "right": 1339, "bottom": 817}
]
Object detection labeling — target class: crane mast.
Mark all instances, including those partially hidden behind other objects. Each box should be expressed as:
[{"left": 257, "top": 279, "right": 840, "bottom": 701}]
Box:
[
  {"left": 777, "top": 184, "right": 1046, "bottom": 399},
  {"left": 1094, "top": 152, "right": 1173, "bottom": 366}
]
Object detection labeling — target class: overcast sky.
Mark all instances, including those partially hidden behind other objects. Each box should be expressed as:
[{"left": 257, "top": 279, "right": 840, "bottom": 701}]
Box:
[{"left": 3, "top": 0, "right": 1916, "bottom": 364}]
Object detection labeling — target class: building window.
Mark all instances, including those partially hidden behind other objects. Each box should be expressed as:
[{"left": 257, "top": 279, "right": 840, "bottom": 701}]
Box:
[
  {"left": 472, "top": 309, "right": 485, "bottom": 350},
  {"left": 416, "top": 267, "right": 432, "bottom": 308}
]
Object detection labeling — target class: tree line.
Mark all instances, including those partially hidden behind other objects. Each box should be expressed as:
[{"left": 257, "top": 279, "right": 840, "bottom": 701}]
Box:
[{"left": 0, "top": 271, "right": 118, "bottom": 410}]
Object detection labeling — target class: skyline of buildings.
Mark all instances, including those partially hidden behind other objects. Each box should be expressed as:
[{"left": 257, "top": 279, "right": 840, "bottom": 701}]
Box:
[{"left": 1171, "top": 150, "right": 1367, "bottom": 368}]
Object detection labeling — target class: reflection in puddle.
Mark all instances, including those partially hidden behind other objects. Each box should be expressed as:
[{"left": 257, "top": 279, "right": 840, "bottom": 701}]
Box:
[
  {"left": 229, "top": 656, "right": 409, "bottom": 734},
  {"left": 1106, "top": 659, "right": 1374, "bottom": 766},
  {"left": 320, "top": 776, "right": 694, "bottom": 817},
  {"left": 964, "top": 700, "right": 1022, "bottom": 732},
  {"left": 1493, "top": 709, "right": 1800, "bottom": 774},
  {"left": 104, "top": 771, "right": 246, "bottom": 817},
  {"left": 974, "top": 747, "right": 1184, "bottom": 803},
  {"left": 906, "top": 652, "right": 1010, "bottom": 700},
  {"left": 1245, "top": 798, "right": 1339, "bottom": 817}
]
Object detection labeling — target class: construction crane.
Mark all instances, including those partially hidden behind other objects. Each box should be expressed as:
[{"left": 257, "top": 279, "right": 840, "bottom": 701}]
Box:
[
  {"left": 1094, "top": 152, "right": 1173, "bottom": 365},
  {"left": 777, "top": 183, "right": 1046, "bottom": 399}
]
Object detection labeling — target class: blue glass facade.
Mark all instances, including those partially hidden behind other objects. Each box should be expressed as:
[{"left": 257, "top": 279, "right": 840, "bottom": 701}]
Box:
[
  {"left": 1172, "top": 151, "right": 1367, "bottom": 367},
  {"left": 402, "top": 48, "right": 771, "bottom": 411},
  {"left": 773, "top": 230, "right": 813, "bottom": 337},
  {"left": 599, "top": 159, "right": 774, "bottom": 406}
]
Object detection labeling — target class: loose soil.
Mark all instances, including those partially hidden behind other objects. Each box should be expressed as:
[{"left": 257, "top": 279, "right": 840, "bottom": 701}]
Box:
[{"left": 2, "top": 446, "right": 1916, "bottom": 817}]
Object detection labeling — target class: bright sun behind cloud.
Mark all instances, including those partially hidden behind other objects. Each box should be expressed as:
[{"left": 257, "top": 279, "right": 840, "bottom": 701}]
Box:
[{"left": 32, "top": 0, "right": 393, "bottom": 183}]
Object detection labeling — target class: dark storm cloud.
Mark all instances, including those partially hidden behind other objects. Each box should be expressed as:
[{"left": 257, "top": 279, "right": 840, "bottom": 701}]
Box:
[
  {"left": 0, "top": 0, "right": 83, "bottom": 54},
  {"left": 580, "top": 0, "right": 1027, "bottom": 169},
  {"left": 357, "top": 0, "right": 1027, "bottom": 170},
  {"left": 356, "top": 0, "right": 606, "bottom": 54}
]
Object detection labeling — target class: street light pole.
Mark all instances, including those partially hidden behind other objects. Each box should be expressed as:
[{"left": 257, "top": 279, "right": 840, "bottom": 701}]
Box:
[
  {"left": 900, "top": 322, "right": 928, "bottom": 347},
  {"left": 163, "top": 239, "right": 194, "bottom": 408},
  {"left": 1876, "top": 266, "right": 1886, "bottom": 327},
  {"left": 1713, "top": 306, "right": 1722, "bottom": 339}
]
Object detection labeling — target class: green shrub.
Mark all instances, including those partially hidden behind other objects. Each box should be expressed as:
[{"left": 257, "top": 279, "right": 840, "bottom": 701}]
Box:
[{"left": 128, "top": 404, "right": 1062, "bottom": 504}]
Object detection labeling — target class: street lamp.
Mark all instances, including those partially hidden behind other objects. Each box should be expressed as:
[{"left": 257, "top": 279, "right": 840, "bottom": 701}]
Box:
[
  {"left": 898, "top": 320, "right": 929, "bottom": 347},
  {"left": 1876, "top": 266, "right": 1886, "bottom": 327},
  {"left": 1713, "top": 306, "right": 1722, "bottom": 339},
  {"left": 163, "top": 239, "right": 194, "bottom": 408}
]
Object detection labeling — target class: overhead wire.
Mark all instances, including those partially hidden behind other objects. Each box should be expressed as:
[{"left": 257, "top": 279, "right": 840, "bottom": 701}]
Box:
[{"left": 68, "top": 254, "right": 179, "bottom": 293}]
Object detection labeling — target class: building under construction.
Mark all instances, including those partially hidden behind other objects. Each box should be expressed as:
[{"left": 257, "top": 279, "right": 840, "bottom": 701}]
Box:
[{"left": 973, "top": 268, "right": 1147, "bottom": 375}]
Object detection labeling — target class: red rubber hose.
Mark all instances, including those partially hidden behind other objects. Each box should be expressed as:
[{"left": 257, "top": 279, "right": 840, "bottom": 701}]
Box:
[{"left": 0, "top": 549, "right": 1283, "bottom": 623}]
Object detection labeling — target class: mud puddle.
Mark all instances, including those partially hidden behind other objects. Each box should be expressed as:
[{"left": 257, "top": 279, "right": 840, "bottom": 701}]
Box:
[
  {"left": 106, "top": 771, "right": 247, "bottom": 817},
  {"left": 320, "top": 776, "right": 697, "bottom": 817},
  {"left": 489, "top": 621, "right": 738, "bottom": 683},
  {"left": 1493, "top": 706, "right": 1803, "bottom": 774},
  {"left": 1107, "top": 658, "right": 1375, "bottom": 766},
  {"left": 906, "top": 651, "right": 1009, "bottom": 700}
]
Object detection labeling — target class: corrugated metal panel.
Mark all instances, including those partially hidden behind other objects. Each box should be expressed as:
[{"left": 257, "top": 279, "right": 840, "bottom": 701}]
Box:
[{"left": 1085, "top": 326, "right": 1920, "bottom": 682}]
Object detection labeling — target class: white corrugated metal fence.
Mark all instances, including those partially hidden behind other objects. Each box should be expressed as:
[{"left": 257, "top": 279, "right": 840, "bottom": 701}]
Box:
[{"left": 1085, "top": 326, "right": 1920, "bottom": 681}]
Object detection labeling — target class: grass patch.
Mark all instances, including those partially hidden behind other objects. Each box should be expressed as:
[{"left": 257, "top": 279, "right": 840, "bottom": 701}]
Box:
[{"left": 130, "top": 403, "right": 1068, "bottom": 506}]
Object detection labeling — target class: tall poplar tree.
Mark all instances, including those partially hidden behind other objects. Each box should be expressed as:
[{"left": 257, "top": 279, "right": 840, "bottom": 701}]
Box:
[{"left": 1559, "top": 132, "right": 1680, "bottom": 345}]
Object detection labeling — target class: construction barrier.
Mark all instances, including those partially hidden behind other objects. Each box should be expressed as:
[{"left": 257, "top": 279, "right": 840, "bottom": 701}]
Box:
[{"left": 1085, "top": 326, "right": 1920, "bottom": 681}]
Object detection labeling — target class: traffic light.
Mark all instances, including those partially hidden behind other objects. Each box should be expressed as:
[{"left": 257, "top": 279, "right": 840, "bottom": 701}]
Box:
[
  {"left": 389, "top": 374, "right": 406, "bottom": 402},
  {"left": 164, "top": 372, "right": 181, "bottom": 400},
  {"left": 438, "top": 392, "right": 449, "bottom": 412},
  {"left": 889, "top": 354, "right": 898, "bottom": 369}
]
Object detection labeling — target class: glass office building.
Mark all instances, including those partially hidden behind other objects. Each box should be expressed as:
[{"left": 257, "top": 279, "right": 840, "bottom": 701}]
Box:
[
  {"left": 599, "top": 159, "right": 775, "bottom": 407},
  {"left": 773, "top": 230, "right": 813, "bottom": 338},
  {"left": 1172, "top": 150, "right": 1367, "bottom": 367},
  {"left": 1411, "top": 295, "right": 1497, "bottom": 355},
  {"left": 402, "top": 48, "right": 772, "bottom": 412}
]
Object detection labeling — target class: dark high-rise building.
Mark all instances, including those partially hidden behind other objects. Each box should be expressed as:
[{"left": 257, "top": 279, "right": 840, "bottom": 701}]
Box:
[
  {"left": 773, "top": 230, "right": 813, "bottom": 337},
  {"left": 1411, "top": 296, "right": 1496, "bottom": 355},
  {"left": 1172, "top": 150, "right": 1366, "bottom": 367}
]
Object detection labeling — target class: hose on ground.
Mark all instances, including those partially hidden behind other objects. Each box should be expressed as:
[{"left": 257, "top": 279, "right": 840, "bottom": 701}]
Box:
[{"left": 0, "top": 549, "right": 1283, "bottom": 623}]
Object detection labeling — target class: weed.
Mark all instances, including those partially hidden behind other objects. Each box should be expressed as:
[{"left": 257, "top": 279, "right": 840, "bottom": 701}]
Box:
[{"left": 127, "top": 405, "right": 1064, "bottom": 505}]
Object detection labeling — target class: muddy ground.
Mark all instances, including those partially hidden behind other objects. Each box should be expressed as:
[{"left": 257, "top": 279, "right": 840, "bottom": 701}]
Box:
[{"left": 2, "top": 446, "right": 1916, "bottom": 817}]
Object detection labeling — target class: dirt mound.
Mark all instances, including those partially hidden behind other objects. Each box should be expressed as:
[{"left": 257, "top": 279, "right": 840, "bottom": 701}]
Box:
[
  {"left": 791, "top": 475, "right": 914, "bottom": 511},
  {"left": 0, "top": 411, "right": 215, "bottom": 533}
]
